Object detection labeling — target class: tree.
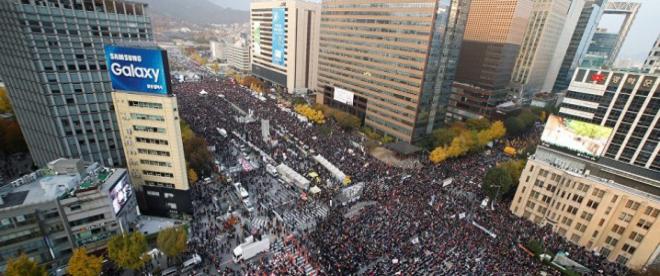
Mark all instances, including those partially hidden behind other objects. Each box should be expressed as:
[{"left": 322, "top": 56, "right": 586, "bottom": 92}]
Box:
[
  {"left": 504, "top": 117, "right": 525, "bottom": 136},
  {"left": 187, "top": 167, "right": 198, "bottom": 183},
  {"left": 465, "top": 118, "right": 490, "bottom": 131},
  {"left": 0, "top": 119, "right": 28, "bottom": 154},
  {"left": 431, "top": 128, "right": 458, "bottom": 147},
  {"left": 498, "top": 159, "right": 526, "bottom": 187},
  {"left": 107, "top": 232, "right": 150, "bottom": 271},
  {"left": 482, "top": 167, "right": 513, "bottom": 201},
  {"left": 67, "top": 248, "right": 103, "bottom": 276},
  {"left": 156, "top": 226, "right": 188, "bottom": 259},
  {"left": 184, "top": 136, "right": 213, "bottom": 176},
  {"left": 0, "top": 86, "right": 12, "bottom": 113},
  {"left": 5, "top": 254, "right": 47, "bottom": 276}
]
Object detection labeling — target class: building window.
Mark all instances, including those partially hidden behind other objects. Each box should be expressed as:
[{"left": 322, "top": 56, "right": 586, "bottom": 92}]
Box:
[
  {"left": 629, "top": 231, "right": 644, "bottom": 242},
  {"left": 136, "top": 137, "right": 169, "bottom": 145},
  {"left": 625, "top": 200, "right": 640, "bottom": 210},
  {"left": 138, "top": 148, "right": 170, "bottom": 157},
  {"left": 140, "top": 159, "right": 172, "bottom": 167},
  {"left": 146, "top": 190, "right": 160, "bottom": 196},
  {"left": 133, "top": 125, "right": 166, "bottom": 134},
  {"left": 615, "top": 255, "right": 629, "bottom": 265},
  {"left": 142, "top": 170, "right": 174, "bottom": 178},
  {"left": 167, "top": 203, "right": 177, "bottom": 209},
  {"left": 128, "top": 100, "right": 162, "bottom": 109},
  {"left": 605, "top": 236, "right": 618, "bottom": 247}
]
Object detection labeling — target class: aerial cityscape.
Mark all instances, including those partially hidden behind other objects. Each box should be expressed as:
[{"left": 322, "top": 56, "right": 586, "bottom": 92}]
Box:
[{"left": 0, "top": 0, "right": 658, "bottom": 275}]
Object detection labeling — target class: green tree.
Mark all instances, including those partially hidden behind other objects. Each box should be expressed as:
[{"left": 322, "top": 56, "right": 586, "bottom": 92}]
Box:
[
  {"left": 431, "top": 128, "right": 458, "bottom": 147},
  {"left": 5, "top": 254, "right": 47, "bottom": 276},
  {"left": 67, "top": 248, "right": 103, "bottom": 276},
  {"left": 482, "top": 167, "right": 513, "bottom": 201},
  {"left": 498, "top": 159, "right": 526, "bottom": 187},
  {"left": 156, "top": 227, "right": 188, "bottom": 259},
  {"left": 107, "top": 232, "right": 150, "bottom": 271},
  {"left": 465, "top": 118, "right": 491, "bottom": 131},
  {"left": 504, "top": 117, "right": 525, "bottom": 136}
]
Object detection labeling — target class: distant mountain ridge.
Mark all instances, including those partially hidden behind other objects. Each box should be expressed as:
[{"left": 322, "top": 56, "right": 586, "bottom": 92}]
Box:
[{"left": 142, "top": 0, "right": 249, "bottom": 25}]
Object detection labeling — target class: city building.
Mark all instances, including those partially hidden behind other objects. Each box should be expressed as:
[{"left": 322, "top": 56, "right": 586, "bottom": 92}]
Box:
[
  {"left": 210, "top": 40, "right": 226, "bottom": 62},
  {"left": 642, "top": 34, "right": 660, "bottom": 74},
  {"left": 510, "top": 0, "right": 585, "bottom": 101},
  {"left": 315, "top": 0, "right": 472, "bottom": 142},
  {"left": 250, "top": 0, "right": 320, "bottom": 93},
  {"left": 580, "top": 1, "right": 640, "bottom": 68},
  {"left": 227, "top": 38, "right": 251, "bottom": 74},
  {"left": 510, "top": 143, "right": 660, "bottom": 270},
  {"left": 0, "top": 0, "right": 153, "bottom": 167},
  {"left": 107, "top": 45, "right": 191, "bottom": 217},
  {"left": 553, "top": 0, "right": 608, "bottom": 93},
  {"left": 0, "top": 158, "right": 138, "bottom": 273},
  {"left": 558, "top": 68, "right": 659, "bottom": 171},
  {"left": 447, "top": 0, "right": 533, "bottom": 121},
  {"left": 582, "top": 28, "right": 619, "bottom": 68}
]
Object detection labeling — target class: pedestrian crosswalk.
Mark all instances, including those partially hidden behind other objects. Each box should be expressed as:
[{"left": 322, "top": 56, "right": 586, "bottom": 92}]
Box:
[
  {"left": 280, "top": 204, "right": 328, "bottom": 231},
  {"left": 270, "top": 240, "right": 317, "bottom": 276},
  {"left": 250, "top": 216, "right": 269, "bottom": 230}
]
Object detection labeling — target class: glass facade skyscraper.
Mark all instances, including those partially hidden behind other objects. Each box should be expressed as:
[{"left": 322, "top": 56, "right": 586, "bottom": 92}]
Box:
[
  {"left": 316, "top": 0, "right": 471, "bottom": 142},
  {"left": 0, "top": 0, "right": 152, "bottom": 167}
]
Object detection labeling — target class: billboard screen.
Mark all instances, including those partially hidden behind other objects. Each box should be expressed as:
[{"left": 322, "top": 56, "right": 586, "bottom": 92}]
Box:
[
  {"left": 104, "top": 45, "right": 171, "bottom": 94},
  {"left": 271, "top": 7, "right": 286, "bottom": 66},
  {"left": 333, "top": 87, "right": 354, "bottom": 106},
  {"left": 108, "top": 174, "right": 132, "bottom": 214},
  {"left": 541, "top": 115, "right": 613, "bottom": 157}
]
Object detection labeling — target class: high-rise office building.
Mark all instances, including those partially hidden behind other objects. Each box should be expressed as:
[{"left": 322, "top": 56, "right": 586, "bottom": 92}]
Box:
[
  {"left": 553, "top": 0, "right": 608, "bottom": 93},
  {"left": 0, "top": 0, "right": 152, "bottom": 167},
  {"left": 580, "top": 1, "right": 640, "bottom": 68},
  {"left": 227, "top": 38, "right": 251, "bottom": 74},
  {"left": 511, "top": 0, "right": 585, "bottom": 100},
  {"left": 316, "top": 0, "right": 472, "bottom": 142},
  {"left": 642, "top": 34, "right": 660, "bottom": 74},
  {"left": 447, "top": 0, "right": 532, "bottom": 121},
  {"left": 106, "top": 45, "right": 191, "bottom": 217},
  {"left": 558, "top": 68, "right": 659, "bottom": 171},
  {"left": 0, "top": 158, "right": 138, "bottom": 273},
  {"left": 250, "top": 0, "right": 320, "bottom": 93}
]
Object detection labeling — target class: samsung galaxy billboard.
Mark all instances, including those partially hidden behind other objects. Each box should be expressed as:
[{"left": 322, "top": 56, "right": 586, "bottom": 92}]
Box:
[{"left": 104, "top": 45, "right": 171, "bottom": 94}]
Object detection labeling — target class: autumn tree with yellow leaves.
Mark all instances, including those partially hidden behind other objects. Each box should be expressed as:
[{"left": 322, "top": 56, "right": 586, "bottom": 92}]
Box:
[
  {"left": 67, "top": 248, "right": 103, "bottom": 276},
  {"left": 294, "top": 104, "right": 325, "bottom": 124},
  {"left": 429, "top": 121, "right": 506, "bottom": 164}
]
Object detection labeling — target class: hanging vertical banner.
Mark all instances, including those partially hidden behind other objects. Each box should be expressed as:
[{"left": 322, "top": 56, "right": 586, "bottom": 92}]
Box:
[
  {"left": 253, "top": 22, "right": 261, "bottom": 55},
  {"left": 271, "top": 7, "right": 286, "bottom": 66}
]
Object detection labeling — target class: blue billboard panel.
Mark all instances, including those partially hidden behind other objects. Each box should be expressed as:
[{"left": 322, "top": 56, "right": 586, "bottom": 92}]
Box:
[
  {"left": 104, "top": 45, "right": 170, "bottom": 94},
  {"left": 271, "top": 7, "right": 286, "bottom": 67}
]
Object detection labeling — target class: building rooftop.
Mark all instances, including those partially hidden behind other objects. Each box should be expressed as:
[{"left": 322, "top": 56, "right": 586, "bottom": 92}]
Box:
[
  {"left": 534, "top": 146, "right": 660, "bottom": 200},
  {"left": 0, "top": 159, "right": 122, "bottom": 210}
]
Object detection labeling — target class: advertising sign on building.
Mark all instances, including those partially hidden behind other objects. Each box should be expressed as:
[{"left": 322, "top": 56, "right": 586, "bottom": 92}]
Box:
[
  {"left": 541, "top": 115, "right": 613, "bottom": 158},
  {"left": 271, "top": 7, "right": 286, "bottom": 66},
  {"left": 104, "top": 45, "right": 171, "bottom": 94}
]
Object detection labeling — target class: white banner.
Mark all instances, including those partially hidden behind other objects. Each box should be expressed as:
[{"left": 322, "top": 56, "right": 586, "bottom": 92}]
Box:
[{"left": 333, "top": 87, "right": 354, "bottom": 106}]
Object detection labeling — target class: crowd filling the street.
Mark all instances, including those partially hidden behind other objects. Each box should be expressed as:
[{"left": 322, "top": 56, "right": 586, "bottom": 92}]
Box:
[{"left": 176, "top": 78, "right": 629, "bottom": 275}]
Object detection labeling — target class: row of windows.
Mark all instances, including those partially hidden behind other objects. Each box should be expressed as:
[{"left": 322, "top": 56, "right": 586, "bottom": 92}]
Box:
[
  {"left": 137, "top": 148, "right": 170, "bottom": 157},
  {"left": 140, "top": 159, "right": 171, "bottom": 168},
  {"left": 133, "top": 125, "right": 165, "bottom": 134},
  {"left": 136, "top": 137, "right": 168, "bottom": 145},
  {"left": 144, "top": 181, "right": 174, "bottom": 189},
  {"left": 128, "top": 100, "right": 162, "bottom": 109},
  {"left": 142, "top": 170, "right": 173, "bottom": 178},
  {"left": 130, "top": 113, "right": 164, "bottom": 122}
]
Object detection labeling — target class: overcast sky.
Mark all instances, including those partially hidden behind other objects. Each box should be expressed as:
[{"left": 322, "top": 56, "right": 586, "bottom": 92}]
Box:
[{"left": 221, "top": 0, "right": 658, "bottom": 62}]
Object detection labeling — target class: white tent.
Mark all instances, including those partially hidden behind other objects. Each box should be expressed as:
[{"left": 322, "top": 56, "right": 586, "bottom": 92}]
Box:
[
  {"left": 313, "top": 155, "right": 346, "bottom": 182},
  {"left": 276, "top": 164, "right": 310, "bottom": 190},
  {"left": 199, "top": 90, "right": 209, "bottom": 95}
]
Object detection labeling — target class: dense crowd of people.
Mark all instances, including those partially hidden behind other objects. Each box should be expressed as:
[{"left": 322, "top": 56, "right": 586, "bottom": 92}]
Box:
[{"left": 175, "top": 79, "right": 628, "bottom": 275}]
